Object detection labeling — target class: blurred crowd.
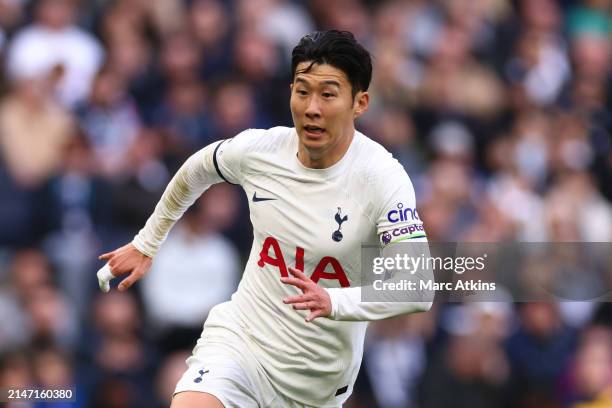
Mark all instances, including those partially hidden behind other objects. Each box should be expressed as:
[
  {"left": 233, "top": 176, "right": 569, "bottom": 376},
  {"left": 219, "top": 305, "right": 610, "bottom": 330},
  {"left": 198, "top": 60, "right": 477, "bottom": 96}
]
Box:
[{"left": 0, "top": 0, "right": 610, "bottom": 407}]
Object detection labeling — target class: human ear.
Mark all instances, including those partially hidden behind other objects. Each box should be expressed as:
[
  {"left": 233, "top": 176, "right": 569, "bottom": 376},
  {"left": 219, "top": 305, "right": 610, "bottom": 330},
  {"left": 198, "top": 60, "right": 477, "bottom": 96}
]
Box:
[{"left": 353, "top": 92, "right": 369, "bottom": 118}]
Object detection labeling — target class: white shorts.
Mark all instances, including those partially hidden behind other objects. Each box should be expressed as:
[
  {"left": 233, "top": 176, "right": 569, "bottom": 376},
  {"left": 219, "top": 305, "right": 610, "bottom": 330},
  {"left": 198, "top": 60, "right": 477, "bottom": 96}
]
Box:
[{"left": 174, "top": 325, "right": 334, "bottom": 408}]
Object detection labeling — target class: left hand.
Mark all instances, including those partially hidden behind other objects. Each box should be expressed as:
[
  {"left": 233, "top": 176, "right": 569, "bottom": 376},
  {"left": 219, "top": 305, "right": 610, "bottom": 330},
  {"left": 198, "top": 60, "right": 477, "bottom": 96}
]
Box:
[{"left": 281, "top": 267, "right": 332, "bottom": 322}]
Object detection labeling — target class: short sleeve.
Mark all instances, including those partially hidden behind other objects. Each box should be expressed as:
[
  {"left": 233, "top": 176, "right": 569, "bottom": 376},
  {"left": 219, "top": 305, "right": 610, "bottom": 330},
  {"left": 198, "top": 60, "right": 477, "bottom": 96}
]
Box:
[
  {"left": 214, "top": 128, "right": 265, "bottom": 185},
  {"left": 373, "top": 164, "right": 426, "bottom": 246}
]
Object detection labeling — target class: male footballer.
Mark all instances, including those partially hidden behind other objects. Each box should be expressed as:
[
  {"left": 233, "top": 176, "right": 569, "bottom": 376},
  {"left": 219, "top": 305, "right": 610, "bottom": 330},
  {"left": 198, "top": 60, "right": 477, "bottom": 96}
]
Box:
[{"left": 97, "top": 30, "right": 432, "bottom": 408}]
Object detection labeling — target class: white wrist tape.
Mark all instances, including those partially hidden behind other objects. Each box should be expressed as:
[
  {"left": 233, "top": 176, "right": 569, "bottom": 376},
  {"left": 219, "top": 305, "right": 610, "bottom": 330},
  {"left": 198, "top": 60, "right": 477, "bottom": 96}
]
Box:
[{"left": 97, "top": 263, "right": 115, "bottom": 293}]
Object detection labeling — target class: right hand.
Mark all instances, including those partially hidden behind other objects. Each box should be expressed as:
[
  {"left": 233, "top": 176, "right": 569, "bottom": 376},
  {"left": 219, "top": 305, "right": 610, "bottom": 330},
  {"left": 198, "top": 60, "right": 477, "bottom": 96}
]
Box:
[{"left": 98, "top": 243, "right": 152, "bottom": 292}]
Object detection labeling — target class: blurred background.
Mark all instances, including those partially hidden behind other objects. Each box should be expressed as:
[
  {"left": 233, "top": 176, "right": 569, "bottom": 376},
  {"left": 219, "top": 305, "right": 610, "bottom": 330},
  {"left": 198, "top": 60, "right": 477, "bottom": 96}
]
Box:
[{"left": 0, "top": 0, "right": 610, "bottom": 407}]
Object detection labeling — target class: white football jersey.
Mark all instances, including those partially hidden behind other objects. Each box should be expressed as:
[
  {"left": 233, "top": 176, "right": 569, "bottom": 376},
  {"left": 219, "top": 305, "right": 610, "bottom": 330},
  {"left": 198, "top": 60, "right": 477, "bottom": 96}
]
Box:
[{"left": 133, "top": 126, "right": 429, "bottom": 406}]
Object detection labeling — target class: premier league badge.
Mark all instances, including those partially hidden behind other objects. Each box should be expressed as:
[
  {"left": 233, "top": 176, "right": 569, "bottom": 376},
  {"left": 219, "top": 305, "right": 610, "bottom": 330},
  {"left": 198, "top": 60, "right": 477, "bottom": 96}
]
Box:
[{"left": 382, "top": 231, "right": 392, "bottom": 245}]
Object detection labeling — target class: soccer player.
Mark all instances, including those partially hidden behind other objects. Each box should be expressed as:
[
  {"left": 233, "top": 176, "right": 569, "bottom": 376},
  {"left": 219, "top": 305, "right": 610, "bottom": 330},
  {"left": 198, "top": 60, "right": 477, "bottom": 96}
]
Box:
[{"left": 97, "top": 30, "right": 433, "bottom": 408}]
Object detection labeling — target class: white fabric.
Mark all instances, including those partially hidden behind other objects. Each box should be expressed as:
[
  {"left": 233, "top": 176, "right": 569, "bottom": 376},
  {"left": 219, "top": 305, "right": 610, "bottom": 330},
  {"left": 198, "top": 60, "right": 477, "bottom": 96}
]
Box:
[
  {"left": 175, "top": 322, "right": 340, "bottom": 408},
  {"left": 132, "top": 142, "right": 223, "bottom": 258},
  {"left": 174, "top": 329, "right": 271, "bottom": 408},
  {"left": 6, "top": 24, "right": 104, "bottom": 106},
  {"left": 96, "top": 263, "right": 113, "bottom": 293},
  {"left": 133, "top": 126, "right": 430, "bottom": 406},
  {"left": 523, "top": 40, "right": 569, "bottom": 105}
]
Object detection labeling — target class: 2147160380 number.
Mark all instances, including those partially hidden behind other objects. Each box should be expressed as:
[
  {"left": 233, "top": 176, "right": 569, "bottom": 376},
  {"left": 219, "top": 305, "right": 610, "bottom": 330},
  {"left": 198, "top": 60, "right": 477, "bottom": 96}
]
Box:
[{"left": 2, "top": 387, "right": 75, "bottom": 402}]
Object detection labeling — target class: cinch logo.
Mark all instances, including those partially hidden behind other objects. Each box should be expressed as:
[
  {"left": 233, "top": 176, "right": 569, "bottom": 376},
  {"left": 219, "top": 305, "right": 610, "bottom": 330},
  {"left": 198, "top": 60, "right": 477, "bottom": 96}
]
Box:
[
  {"left": 387, "top": 203, "right": 419, "bottom": 223},
  {"left": 257, "top": 236, "right": 350, "bottom": 287}
]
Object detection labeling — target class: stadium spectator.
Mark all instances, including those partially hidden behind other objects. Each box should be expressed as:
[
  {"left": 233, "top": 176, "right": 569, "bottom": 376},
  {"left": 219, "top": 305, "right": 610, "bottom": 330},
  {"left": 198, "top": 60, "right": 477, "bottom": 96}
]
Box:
[
  {"left": 141, "top": 186, "right": 240, "bottom": 352},
  {"left": 83, "top": 291, "right": 158, "bottom": 407},
  {"left": 5, "top": 0, "right": 104, "bottom": 107},
  {"left": 567, "top": 326, "right": 612, "bottom": 408},
  {"left": 76, "top": 66, "right": 143, "bottom": 177},
  {"left": 0, "top": 69, "right": 75, "bottom": 188}
]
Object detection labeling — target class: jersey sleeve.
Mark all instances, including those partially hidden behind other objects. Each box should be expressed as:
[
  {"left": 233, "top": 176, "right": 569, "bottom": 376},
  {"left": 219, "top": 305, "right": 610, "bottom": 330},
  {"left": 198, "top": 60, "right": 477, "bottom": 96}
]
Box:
[
  {"left": 374, "top": 163, "right": 426, "bottom": 246},
  {"left": 132, "top": 129, "right": 263, "bottom": 257},
  {"left": 131, "top": 141, "right": 226, "bottom": 258},
  {"left": 213, "top": 128, "right": 264, "bottom": 185},
  {"left": 325, "top": 161, "right": 433, "bottom": 321}
]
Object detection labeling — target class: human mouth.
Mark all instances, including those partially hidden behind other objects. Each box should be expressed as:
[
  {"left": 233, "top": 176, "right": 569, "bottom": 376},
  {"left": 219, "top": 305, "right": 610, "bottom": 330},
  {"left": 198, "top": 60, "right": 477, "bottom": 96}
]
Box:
[{"left": 303, "top": 125, "right": 325, "bottom": 137}]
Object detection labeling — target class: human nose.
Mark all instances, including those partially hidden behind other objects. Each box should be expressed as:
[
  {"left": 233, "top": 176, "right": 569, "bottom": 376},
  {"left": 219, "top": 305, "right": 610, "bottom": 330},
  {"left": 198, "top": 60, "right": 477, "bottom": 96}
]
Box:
[{"left": 305, "top": 95, "right": 321, "bottom": 119}]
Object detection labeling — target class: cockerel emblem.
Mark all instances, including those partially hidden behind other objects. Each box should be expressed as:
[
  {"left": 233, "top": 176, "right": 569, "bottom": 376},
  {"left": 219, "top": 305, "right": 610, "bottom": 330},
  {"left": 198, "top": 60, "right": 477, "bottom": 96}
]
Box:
[{"left": 332, "top": 207, "right": 348, "bottom": 242}]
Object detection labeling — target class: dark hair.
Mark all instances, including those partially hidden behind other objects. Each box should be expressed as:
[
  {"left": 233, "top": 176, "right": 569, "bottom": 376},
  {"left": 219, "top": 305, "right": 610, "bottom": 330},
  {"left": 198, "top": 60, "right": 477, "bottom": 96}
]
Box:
[{"left": 291, "top": 30, "right": 372, "bottom": 97}]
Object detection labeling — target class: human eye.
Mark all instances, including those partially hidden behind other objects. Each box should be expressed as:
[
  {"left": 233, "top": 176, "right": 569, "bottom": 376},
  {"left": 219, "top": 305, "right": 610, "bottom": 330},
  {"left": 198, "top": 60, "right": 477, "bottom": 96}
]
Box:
[
  {"left": 296, "top": 88, "right": 309, "bottom": 96},
  {"left": 322, "top": 91, "right": 336, "bottom": 98}
]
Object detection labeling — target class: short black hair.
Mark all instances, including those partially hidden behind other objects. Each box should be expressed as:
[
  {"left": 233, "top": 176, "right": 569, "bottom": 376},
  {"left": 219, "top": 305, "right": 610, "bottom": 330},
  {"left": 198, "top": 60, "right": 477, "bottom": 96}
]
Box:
[{"left": 291, "top": 30, "right": 372, "bottom": 97}]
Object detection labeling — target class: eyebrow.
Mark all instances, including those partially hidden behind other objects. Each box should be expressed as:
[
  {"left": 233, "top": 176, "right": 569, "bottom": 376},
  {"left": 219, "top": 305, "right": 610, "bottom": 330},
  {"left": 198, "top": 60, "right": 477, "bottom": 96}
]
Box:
[{"left": 294, "top": 78, "right": 341, "bottom": 88}]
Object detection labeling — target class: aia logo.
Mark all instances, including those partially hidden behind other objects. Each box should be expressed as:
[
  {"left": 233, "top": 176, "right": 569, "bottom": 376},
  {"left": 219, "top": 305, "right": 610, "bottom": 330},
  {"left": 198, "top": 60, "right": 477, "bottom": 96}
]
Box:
[
  {"left": 332, "top": 207, "right": 348, "bottom": 242},
  {"left": 258, "top": 236, "right": 350, "bottom": 287}
]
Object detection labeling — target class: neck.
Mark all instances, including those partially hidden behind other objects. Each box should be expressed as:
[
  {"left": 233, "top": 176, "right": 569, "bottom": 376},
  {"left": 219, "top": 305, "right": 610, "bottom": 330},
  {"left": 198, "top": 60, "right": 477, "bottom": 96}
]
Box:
[{"left": 298, "top": 127, "right": 355, "bottom": 169}]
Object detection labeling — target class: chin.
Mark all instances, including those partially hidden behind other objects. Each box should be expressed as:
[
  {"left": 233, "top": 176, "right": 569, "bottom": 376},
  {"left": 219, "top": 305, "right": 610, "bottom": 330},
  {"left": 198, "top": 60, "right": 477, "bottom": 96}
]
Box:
[
  {"left": 302, "top": 138, "right": 329, "bottom": 151},
  {"left": 298, "top": 132, "right": 327, "bottom": 148}
]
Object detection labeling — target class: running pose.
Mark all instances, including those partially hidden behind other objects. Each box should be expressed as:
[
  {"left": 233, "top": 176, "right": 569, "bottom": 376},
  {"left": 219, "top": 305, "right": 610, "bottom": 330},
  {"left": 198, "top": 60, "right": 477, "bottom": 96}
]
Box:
[{"left": 98, "top": 30, "right": 432, "bottom": 408}]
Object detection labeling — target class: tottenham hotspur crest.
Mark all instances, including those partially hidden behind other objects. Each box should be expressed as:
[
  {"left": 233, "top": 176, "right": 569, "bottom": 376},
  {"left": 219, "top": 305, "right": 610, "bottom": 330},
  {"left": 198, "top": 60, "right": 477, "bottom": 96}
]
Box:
[
  {"left": 193, "top": 369, "right": 209, "bottom": 383},
  {"left": 332, "top": 207, "right": 348, "bottom": 242}
]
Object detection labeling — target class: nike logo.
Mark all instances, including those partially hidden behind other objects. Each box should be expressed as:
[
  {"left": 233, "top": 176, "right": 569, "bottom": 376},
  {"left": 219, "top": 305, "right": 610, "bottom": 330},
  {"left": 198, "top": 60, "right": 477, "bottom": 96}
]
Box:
[{"left": 252, "top": 192, "right": 276, "bottom": 202}]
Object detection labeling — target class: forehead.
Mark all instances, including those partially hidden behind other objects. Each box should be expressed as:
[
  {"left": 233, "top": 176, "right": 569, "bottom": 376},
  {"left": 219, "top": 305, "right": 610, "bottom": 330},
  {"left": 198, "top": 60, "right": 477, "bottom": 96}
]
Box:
[{"left": 293, "top": 62, "right": 350, "bottom": 87}]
